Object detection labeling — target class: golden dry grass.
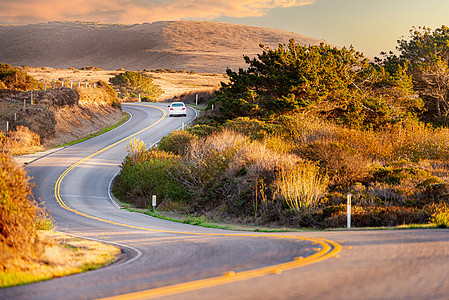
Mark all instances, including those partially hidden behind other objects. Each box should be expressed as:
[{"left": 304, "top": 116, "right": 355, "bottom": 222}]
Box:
[
  {"left": 27, "top": 68, "right": 228, "bottom": 102},
  {"left": 0, "top": 125, "right": 43, "bottom": 155},
  {"left": 0, "top": 231, "right": 121, "bottom": 288}
]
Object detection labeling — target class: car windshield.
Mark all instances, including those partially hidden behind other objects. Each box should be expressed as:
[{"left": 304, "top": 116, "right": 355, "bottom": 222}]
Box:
[{"left": 171, "top": 103, "right": 184, "bottom": 107}]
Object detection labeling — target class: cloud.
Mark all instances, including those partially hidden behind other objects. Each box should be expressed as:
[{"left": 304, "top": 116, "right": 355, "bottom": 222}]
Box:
[{"left": 0, "top": 0, "right": 315, "bottom": 24}]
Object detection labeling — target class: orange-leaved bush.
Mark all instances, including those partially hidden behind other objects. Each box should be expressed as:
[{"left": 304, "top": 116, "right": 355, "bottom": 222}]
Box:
[{"left": 0, "top": 153, "right": 44, "bottom": 271}]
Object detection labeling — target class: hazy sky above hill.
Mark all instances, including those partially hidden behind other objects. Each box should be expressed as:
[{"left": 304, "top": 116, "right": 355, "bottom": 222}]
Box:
[{"left": 0, "top": 0, "right": 447, "bottom": 58}]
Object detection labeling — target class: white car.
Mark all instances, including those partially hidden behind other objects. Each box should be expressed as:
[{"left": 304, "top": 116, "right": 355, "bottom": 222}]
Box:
[{"left": 168, "top": 102, "right": 187, "bottom": 117}]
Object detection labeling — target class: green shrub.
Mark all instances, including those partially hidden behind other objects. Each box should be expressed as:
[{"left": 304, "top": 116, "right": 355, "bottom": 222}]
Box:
[
  {"left": 158, "top": 130, "right": 197, "bottom": 156},
  {"left": 96, "top": 80, "right": 121, "bottom": 108},
  {"left": 369, "top": 163, "right": 443, "bottom": 206},
  {"left": 0, "top": 63, "right": 43, "bottom": 91},
  {"left": 373, "top": 164, "right": 438, "bottom": 186},
  {"left": 109, "top": 71, "right": 164, "bottom": 101},
  {"left": 186, "top": 124, "right": 218, "bottom": 137},
  {"left": 430, "top": 203, "right": 449, "bottom": 228},
  {"left": 114, "top": 140, "right": 191, "bottom": 208}
]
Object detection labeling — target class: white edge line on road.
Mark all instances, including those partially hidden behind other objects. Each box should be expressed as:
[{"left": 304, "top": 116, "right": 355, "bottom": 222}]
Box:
[
  {"left": 106, "top": 104, "right": 198, "bottom": 209},
  {"left": 54, "top": 230, "right": 143, "bottom": 270},
  {"left": 108, "top": 169, "right": 123, "bottom": 209}
]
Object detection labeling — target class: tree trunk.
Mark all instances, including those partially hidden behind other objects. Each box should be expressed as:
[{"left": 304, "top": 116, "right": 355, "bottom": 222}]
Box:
[{"left": 436, "top": 97, "right": 441, "bottom": 117}]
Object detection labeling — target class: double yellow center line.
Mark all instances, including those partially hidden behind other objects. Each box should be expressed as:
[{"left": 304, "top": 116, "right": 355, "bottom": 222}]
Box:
[{"left": 52, "top": 104, "right": 342, "bottom": 299}]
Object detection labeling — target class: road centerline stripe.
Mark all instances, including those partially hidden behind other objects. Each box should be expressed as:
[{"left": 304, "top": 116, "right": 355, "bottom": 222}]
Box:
[{"left": 52, "top": 103, "right": 342, "bottom": 299}]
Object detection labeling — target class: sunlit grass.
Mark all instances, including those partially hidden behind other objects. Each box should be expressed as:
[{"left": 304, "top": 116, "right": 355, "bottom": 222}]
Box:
[{"left": 0, "top": 231, "right": 120, "bottom": 288}]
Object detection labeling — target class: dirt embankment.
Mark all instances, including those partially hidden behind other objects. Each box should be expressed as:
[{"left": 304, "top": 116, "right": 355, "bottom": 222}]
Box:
[{"left": 0, "top": 86, "right": 122, "bottom": 154}]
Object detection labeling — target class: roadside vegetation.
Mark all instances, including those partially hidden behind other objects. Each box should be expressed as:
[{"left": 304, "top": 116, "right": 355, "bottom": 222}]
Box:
[
  {"left": 109, "top": 70, "right": 164, "bottom": 102},
  {"left": 0, "top": 63, "right": 42, "bottom": 91},
  {"left": 113, "top": 26, "right": 449, "bottom": 229},
  {"left": 0, "top": 152, "right": 47, "bottom": 272},
  {"left": 0, "top": 152, "right": 120, "bottom": 288}
]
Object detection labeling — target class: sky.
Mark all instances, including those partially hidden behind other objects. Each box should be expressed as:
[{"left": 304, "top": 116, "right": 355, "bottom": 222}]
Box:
[{"left": 0, "top": 0, "right": 448, "bottom": 58}]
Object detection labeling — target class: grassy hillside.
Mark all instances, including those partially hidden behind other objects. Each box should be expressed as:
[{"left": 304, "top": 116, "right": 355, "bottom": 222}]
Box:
[{"left": 0, "top": 21, "right": 326, "bottom": 73}]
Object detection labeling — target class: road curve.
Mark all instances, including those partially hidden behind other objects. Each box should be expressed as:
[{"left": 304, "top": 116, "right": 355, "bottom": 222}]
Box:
[
  {"left": 3, "top": 103, "right": 339, "bottom": 299},
  {"left": 4, "top": 103, "right": 449, "bottom": 299}
]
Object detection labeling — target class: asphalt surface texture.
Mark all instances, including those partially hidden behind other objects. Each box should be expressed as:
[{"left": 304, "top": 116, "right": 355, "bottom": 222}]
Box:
[{"left": 4, "top": 102, "right": 449, "bottom": 300}]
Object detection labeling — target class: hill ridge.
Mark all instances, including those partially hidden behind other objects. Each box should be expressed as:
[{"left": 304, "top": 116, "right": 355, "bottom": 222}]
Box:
[{"left": 0, "top": 21, "right": 326, "bottom": 73}]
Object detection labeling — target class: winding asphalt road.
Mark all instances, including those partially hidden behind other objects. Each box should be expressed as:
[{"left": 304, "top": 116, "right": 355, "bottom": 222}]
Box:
[{"left": 4, "top": 102, "right": 449, "bottom": 299}]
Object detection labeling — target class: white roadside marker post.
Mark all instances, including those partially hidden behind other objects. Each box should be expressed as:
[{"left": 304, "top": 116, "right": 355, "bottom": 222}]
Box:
[
  {"left": 347, "top": 193, "right": 352, "bottom": 229},
  {"left": 139, "top": 94, "right": 141, "bottom": 102},
  {"left": 6, "top": 121, "right": 8, "bottom": 136},
  {"left": 152, "top": 195, "right": 157, "bottom": 211},
  {"left": 196, "top": 94, "right": 198, "bottom": 106}
]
